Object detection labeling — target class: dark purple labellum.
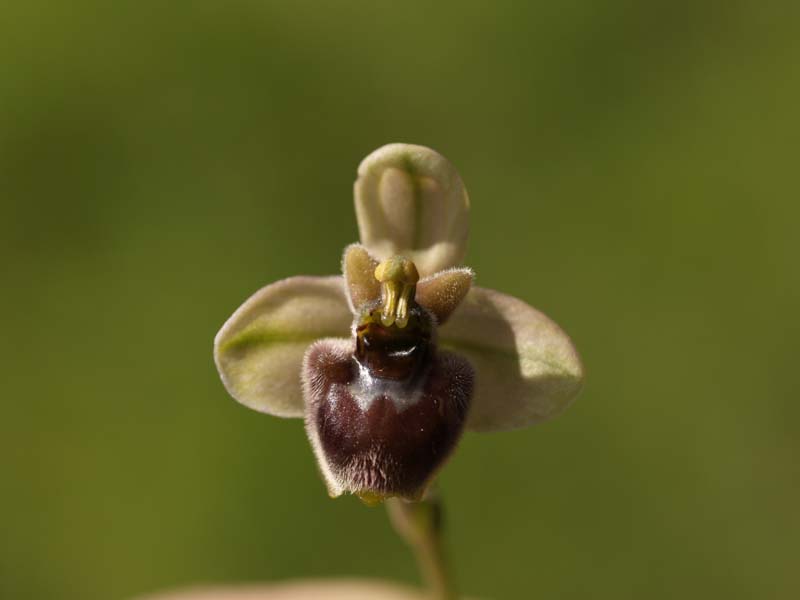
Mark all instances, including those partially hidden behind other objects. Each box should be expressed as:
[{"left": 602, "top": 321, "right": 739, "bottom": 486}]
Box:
[{"left": 303, "top": 307, "right": 474, "bottom": 501}]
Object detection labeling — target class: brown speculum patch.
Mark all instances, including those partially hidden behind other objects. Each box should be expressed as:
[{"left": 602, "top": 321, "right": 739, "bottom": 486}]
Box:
[{"left": 355, "top": 306, "right": 432, "bottom": 381}]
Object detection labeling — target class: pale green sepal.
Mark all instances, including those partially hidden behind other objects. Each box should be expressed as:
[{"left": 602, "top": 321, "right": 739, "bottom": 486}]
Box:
[
  {"left": 214, "top": 276, "right": 352, "bottom": 418},
  {"left": 439, "top": 287, "right": 584, "bottom": 431},
  {"left": 354, "top": 144, "right": 470, "bottom": 277}
]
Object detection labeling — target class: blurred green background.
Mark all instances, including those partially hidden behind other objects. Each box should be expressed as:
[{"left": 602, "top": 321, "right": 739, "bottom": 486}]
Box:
[{"left": 2, "top": 1, "right": 798, "bottom": 599}]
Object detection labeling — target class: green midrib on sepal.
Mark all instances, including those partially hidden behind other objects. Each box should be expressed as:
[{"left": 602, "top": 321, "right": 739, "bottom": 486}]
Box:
[
  {"left": 401, "top": 155, "right": 424, "bottom": 251},
  {"left": 221, "top": 329, "right": 345, "bottom": 353}
]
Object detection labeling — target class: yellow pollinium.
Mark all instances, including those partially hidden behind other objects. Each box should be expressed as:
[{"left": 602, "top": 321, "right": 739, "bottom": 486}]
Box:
[{"left": 374, "top": 256, "right": 419, "bottom": 328}]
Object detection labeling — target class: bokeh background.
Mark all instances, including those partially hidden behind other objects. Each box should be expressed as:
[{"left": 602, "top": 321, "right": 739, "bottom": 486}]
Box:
[{"left": 2, "top": 1, "right": 798, "bottom": 599}]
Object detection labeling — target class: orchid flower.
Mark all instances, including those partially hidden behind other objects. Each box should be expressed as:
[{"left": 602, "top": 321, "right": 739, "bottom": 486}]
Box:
[{"left": 214, "top": 144, "right": 583, "bottom": 504}]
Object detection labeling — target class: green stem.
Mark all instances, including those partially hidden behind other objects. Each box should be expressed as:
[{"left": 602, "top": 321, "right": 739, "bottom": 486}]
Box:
[{"left": 386, "top": 492, "right": 457, "bottom": 600}]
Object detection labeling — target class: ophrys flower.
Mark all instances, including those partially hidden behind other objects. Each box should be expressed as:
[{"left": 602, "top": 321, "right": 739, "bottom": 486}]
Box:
[{"left": 214, "top": 144, "right": 583, "bottom": 503}]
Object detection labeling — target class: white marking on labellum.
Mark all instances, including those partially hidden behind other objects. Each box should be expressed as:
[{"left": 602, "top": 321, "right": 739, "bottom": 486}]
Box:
[{"left": 345, "top": 361, "right": 426, "bottom": 413}]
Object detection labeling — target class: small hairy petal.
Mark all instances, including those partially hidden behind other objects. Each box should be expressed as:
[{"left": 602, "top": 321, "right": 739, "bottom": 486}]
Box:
[
  {"left": 342, "top": 243, "right": 381, "bottom": 312},
  {"left": 354, "top": 144, "right": 470, "bottom": 277},
  {"left": 214, "top": 276, "right": 352, "bottom": 418},
  {"left": 416, "top": 268, "right": 474, "bottom": 324},
  {"left": 439, "top": 287, "right": 584, "bottom": 431}
]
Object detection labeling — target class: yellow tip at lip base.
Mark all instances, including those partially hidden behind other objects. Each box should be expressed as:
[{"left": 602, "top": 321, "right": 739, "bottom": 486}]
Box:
[{"left": 356, "top": 491, "right": 387, "bottom": 506}]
